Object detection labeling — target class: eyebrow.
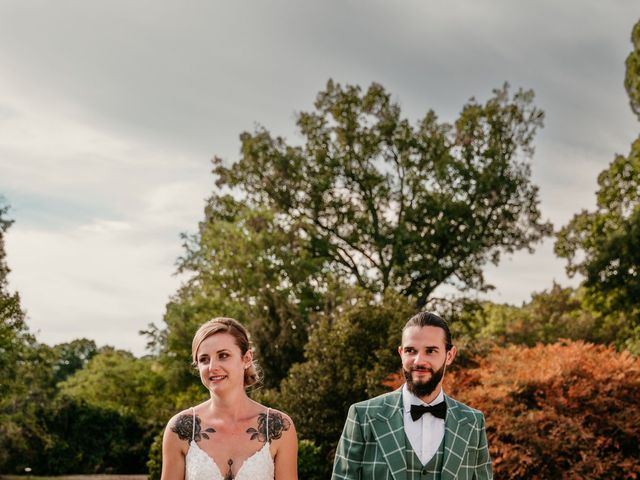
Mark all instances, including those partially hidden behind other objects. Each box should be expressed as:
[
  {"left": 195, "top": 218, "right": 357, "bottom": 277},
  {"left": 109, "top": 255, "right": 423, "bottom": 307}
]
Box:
[{"left": 198, "top": 349, "right": 231, "bottom": 357}]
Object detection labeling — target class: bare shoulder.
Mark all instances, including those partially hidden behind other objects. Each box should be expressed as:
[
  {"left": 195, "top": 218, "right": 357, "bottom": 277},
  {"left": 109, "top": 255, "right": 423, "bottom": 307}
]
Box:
[
  {"left": 165, "top": 403, "right": 211, "bottom": 443},
  {"left": 266, "top": 408, "right": 296, "bottom": 442},
  {"left": 164, "top": 409, "right": 191, "bottom": 441}
]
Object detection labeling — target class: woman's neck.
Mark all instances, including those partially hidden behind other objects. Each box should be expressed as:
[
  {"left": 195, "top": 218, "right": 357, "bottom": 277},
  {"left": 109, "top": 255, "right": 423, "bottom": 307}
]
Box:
[{"left": 208, "top": 389, "right": 252, "bottom": 420}]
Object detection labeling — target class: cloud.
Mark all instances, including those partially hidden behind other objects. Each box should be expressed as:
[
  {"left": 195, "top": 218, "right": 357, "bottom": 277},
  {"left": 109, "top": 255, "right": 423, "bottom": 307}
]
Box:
[{"left": 1, "top": 0, "right": 638, "bottom": 354}]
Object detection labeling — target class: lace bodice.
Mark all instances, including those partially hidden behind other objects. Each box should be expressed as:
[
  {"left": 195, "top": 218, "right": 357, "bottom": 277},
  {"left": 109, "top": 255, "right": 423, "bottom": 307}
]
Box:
[{"left": 185, "top": 408, "right": 275, "bottom": 480}]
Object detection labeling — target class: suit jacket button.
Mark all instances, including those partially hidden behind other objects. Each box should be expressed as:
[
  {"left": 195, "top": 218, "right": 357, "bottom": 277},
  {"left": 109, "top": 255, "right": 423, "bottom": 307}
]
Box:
[{"left": 421, "top": 468, "right": 427, "bottom": 475}]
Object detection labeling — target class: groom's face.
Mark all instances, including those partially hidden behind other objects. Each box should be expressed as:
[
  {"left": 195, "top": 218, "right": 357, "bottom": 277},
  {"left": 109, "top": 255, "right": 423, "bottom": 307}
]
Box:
[{"left": 399, "top": 326, "right": 456, "bottom": 399}]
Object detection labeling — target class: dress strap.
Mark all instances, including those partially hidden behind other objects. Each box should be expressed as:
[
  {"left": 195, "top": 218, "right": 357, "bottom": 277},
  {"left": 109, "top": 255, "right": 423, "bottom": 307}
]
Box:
[
  {"left": 266, "top": 408, "right": 270, "bottom": 444},
  {"left": 191, "top": 407, "right": 196, "bottom": 442}
]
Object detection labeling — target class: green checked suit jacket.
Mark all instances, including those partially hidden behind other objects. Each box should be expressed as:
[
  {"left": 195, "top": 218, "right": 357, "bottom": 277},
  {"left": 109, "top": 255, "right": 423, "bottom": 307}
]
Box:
[{"left": 331, "top": 389, "right": 492, "bottom": 480}]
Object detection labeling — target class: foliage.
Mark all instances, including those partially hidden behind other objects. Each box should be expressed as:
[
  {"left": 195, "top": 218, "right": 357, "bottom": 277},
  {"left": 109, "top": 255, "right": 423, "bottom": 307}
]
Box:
[
  {"left": 215, "top": 80, "right": 551, "bottom": 307},
  {"left": 297, "top": 439, "right": 326, "bottom": 480},
  {"left": 7, "top": 396, "right": 151, "bottom": 475},
  {"left": 556, "top": 23, "right": 640, "bottom": 354},
  {"left": 277, "top": 290, "right": 415, "bottom": 458},
  {"left": 58, "top": 347, "right": 169, "bottom": 423},
  {"left": 0, "top": 200, "right": 37, "bottom": 471},
  {"left": 49, "top": 338, "right": 97, "bottom": 385},
  {"left": 155, "top": 200, "right": 327, "bottom": 390},
  {"left": 449, "top": 342, "right": 640, "bottom": 479},
  {"left": 625, "top": 19, "right": 640, "bottom": 120},
  {"left": 555, "top": 126, "right": 640, "bottom": 353},
  {"left": 383, "top": 341, "right": 640, "bottom": 478},
  {"left": 455, "top": 284, "right": 600, "bottom": 348},
  {"left": 0, "top": 201, "right": 30, "bottom": 401},
  {"left": 146, "top": 431, "right": 163, "bottom": 480}
]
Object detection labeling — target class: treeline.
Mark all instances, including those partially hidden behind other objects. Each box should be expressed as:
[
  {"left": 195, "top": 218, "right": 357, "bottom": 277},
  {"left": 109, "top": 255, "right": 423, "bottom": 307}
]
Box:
[{"left": 1, "top": 19, "right": 640, "bottom": 479}]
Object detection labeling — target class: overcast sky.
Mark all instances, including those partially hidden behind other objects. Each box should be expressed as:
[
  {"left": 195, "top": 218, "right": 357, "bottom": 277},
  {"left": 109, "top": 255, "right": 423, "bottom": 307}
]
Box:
[{"left": 1, "top": 0, "right": 639, "bottom": 356}]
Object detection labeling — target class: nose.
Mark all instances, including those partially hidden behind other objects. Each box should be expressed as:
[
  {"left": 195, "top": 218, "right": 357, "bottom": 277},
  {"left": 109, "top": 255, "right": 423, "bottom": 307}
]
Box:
[
  {"left": 413, "top": 351, "right": 428, "bottom": 366},
  {"left": 207, "top": 359, "right": 219, "bottom": 372}
]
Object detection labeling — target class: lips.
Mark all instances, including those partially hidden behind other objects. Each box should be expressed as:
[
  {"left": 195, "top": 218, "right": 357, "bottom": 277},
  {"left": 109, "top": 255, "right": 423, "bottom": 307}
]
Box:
[{"left": 209, "top": 375, "right": 227, "bottom": 382}]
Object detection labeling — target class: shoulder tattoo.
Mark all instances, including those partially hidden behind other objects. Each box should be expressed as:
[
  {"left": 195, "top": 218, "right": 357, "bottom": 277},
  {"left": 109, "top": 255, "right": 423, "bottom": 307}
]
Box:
[
  {"left": 246, "top": 411, "right": 291, "bottom": 442},
  {"left": 171, "top": 413, "right": 216, "bottom": 442}
]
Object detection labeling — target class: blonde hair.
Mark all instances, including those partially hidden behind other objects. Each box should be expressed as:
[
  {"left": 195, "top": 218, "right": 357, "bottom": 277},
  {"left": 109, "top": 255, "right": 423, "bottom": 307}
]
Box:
[{"left": 191, "top": 317, "right": 260, "bottom": 388}]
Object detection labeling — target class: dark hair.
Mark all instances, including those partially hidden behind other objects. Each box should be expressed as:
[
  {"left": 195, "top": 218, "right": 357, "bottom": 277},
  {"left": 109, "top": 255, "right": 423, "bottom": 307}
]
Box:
[{"left": 403, "top": 312, "right": 453, "bottom": 350}]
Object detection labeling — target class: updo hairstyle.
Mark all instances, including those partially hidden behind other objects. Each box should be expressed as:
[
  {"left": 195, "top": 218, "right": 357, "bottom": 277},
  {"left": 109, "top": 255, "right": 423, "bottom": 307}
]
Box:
[{"left": 191, "top": 317, "right": 260, "bottom": 388}]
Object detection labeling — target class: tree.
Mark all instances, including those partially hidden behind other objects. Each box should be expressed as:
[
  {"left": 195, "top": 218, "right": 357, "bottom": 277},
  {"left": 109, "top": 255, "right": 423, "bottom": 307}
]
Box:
[
  {"left": 58, "top": 347, "right": 168, "bottom": 422},
  {"left": 556, "top": 20, "right": 640, "bottom": 353},
  {"left": 625, "top": 20, "right": 640, "bottom": 118},
  {"left": 275, "top": 290, "right": 415, "bottom": 462},
  {"left": 0, "top": 199, "right": 36, "bottom": 470},
  {"left": 455, "top": 284, "right": 599, "bottom": 348},
  {"left": 50, "top": 338, "right": 98, "bottom": 384},
  {"left": 155, "top": 199, "right": 328, "bottom": 390},
  {"left": 215, "top": 80, "right": 552, "bottom": 307},
  {"left": 5, "top": 396, "right": 150, "bottom": 475},
  {"left": 0, "top": 200, "right": 30, "bottom": 401},
  {"left": 440, "top": 342, "right": 640, "bottom": 479}
]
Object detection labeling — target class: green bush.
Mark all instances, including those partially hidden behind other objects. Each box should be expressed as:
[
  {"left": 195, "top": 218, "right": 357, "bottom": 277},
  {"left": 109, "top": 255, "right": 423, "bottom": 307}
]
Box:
[
  {"left": 298, "top": 439, "right": 327, "bottom": 480},
  {"left": 147, "top": 430, "right": 163, "bottom": 480}
]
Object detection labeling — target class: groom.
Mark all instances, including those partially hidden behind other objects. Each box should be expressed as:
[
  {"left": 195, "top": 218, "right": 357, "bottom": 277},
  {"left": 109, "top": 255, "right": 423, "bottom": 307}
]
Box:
[{"left": 332, "top": 312, "right": 492, "bottom": 479}]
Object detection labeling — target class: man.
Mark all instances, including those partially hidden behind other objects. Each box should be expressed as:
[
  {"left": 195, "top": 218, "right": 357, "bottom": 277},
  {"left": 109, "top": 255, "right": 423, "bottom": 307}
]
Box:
[{"left": 332, "top": 312, "right": 492, "bottom": 480}]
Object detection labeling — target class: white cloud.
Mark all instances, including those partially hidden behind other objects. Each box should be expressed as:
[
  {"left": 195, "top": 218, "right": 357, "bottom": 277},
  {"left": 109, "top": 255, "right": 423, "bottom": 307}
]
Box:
[{"left": 1, "top": 0, "right": 639, "bottom": 354}]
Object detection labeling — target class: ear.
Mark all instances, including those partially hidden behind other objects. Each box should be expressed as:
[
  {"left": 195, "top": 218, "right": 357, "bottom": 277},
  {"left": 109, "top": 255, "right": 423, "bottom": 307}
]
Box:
[
  {"left": 398, "top": 345, "right": 403, "bottom": 358},
  {"left": 243, "top": 349, "right": 253, "bottom": 366},
  {"left": 445, "top": 345, "right": 457, "bottom": 366}
]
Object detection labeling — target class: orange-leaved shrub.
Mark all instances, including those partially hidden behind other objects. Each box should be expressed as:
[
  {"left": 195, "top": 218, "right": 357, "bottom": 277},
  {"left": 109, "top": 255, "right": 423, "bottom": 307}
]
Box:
[{"left": 385, "top": 341, "right": 640, "bottom": 479}]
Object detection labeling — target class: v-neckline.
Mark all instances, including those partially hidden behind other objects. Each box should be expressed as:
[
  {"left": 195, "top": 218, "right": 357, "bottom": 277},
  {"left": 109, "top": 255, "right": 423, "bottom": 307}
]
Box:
[{"left": 189, "top": 440, "right": 270, "bottom": 479}]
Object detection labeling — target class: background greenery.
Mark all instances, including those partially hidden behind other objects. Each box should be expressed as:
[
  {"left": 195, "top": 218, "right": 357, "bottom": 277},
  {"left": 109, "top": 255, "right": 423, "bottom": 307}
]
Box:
[{"left": 1, "top": 19, "right": 639, "bottom": 480}]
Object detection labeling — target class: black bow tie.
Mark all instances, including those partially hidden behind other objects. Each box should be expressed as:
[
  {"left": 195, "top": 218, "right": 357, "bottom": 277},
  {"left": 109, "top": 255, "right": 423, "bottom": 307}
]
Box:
[{"left": 410, "top": 402, "right": 447, "bottom": 421}]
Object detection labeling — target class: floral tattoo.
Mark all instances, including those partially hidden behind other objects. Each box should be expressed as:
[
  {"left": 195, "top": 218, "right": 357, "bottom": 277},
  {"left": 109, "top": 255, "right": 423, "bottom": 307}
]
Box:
[
  {"left": 246, "top": 411, "right": 291, "bottom": 442},
  {"left": 172, "top": 414, "right": 216, "bottom": 442}
]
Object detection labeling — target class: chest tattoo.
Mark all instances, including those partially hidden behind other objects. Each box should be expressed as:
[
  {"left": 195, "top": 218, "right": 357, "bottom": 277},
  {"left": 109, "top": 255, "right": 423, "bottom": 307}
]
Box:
[
  {"left": 246, "top": 411, "right": 291, "bottom": 442},
  {"left": 171, "top": 414, "right": 216, "bottom": 442},
  {"left": 224, "top": 459, "right": 233, "bottom": 480}
]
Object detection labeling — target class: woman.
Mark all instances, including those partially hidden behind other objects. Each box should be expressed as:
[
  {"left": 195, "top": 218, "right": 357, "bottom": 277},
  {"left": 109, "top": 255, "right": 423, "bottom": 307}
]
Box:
[{"left": 161, "top": 317, "right": 298, "bottom": 480}]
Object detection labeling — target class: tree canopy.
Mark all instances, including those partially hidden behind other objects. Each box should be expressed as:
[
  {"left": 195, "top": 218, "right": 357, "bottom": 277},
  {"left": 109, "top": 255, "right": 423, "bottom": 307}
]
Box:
[
  {"left": 556, "top": 20, "right": 640, "bottom": 353},
  {"left": 214, "top": 80, "right": 551, "bottom": 307}
]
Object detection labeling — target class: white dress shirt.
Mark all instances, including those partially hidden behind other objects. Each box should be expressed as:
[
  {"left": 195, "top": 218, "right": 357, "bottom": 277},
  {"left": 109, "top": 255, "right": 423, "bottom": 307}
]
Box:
[{"left": 402, "top": 383, "right": 446, "bottom": 465}]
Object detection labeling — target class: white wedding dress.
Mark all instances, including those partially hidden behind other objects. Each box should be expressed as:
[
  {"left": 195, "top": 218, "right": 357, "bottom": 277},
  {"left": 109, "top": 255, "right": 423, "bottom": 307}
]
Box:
[{"left": 185, "top": 407, "right": 275, "bottom": 480}]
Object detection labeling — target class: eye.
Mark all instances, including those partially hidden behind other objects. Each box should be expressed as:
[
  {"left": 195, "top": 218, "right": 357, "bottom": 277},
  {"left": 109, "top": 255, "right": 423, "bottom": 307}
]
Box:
[
  {"left": 218, "top": 352, "right": 230, "bottom": 359},
  {"left": 198, "top": 356, "right": 209, "bottom": 364}
]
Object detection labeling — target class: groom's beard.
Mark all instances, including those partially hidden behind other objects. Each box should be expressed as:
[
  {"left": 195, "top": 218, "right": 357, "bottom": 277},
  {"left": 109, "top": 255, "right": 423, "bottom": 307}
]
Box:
[{"left": 403, "top": 360, "right": 446, "bottom": 398}]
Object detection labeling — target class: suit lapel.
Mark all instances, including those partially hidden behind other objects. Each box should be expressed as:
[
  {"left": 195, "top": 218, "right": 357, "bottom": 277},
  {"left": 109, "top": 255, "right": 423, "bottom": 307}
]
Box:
[
  {"left": 441, "top": 395, "right": 472, "bottom": 480},
  {"left": 369, "top": 390, "right": 407, "bottom": 480}
]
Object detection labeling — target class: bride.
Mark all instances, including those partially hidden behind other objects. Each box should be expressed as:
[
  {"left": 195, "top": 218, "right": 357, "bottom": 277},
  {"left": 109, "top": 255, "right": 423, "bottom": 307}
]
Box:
[{"left": 161, "top": 317, "right": 298, "bottom": 479}]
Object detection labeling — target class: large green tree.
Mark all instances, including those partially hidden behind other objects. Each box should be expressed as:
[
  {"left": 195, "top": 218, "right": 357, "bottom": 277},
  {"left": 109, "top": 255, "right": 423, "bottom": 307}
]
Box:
[
  {"left": 0, "top": 200, "right": 30, "bottom": 401},
  {"left": 272, "top": 289, "right": 415, "bottom": 473},
  {"left": 58, "top": 347, "right": 168, "bottom": 421},
  {"left": 556, "top": 20, "right": 640, "bottom": 353},
  {"left": 215, "top": 80, "right": 552, "bottom": 307},
  {"left": 155, "top": 200, "right": 328, "bottom": 389},
  {"left": 625, "top": 20, "right": 640, "bottom": 118},
  {"left": 0, "top": 200, "right": 36, "bottom": 470}
]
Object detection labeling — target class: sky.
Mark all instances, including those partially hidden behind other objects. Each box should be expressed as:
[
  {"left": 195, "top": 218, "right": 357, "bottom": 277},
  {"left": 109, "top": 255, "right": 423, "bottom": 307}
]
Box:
[{"left": 1, "top": 0, "right": 639, "bottom": 356}]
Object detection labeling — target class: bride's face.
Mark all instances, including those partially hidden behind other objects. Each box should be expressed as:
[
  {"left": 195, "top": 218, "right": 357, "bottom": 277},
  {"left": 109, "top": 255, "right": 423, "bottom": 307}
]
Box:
[{"left": 195, "top": 332, "right": 252, "bottom": 394}]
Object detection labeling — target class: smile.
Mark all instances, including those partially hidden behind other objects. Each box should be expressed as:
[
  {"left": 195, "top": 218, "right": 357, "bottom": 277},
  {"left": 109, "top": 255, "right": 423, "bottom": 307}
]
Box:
[{"left": 209, "top": 375, "right": 227, "bottom": 381}]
